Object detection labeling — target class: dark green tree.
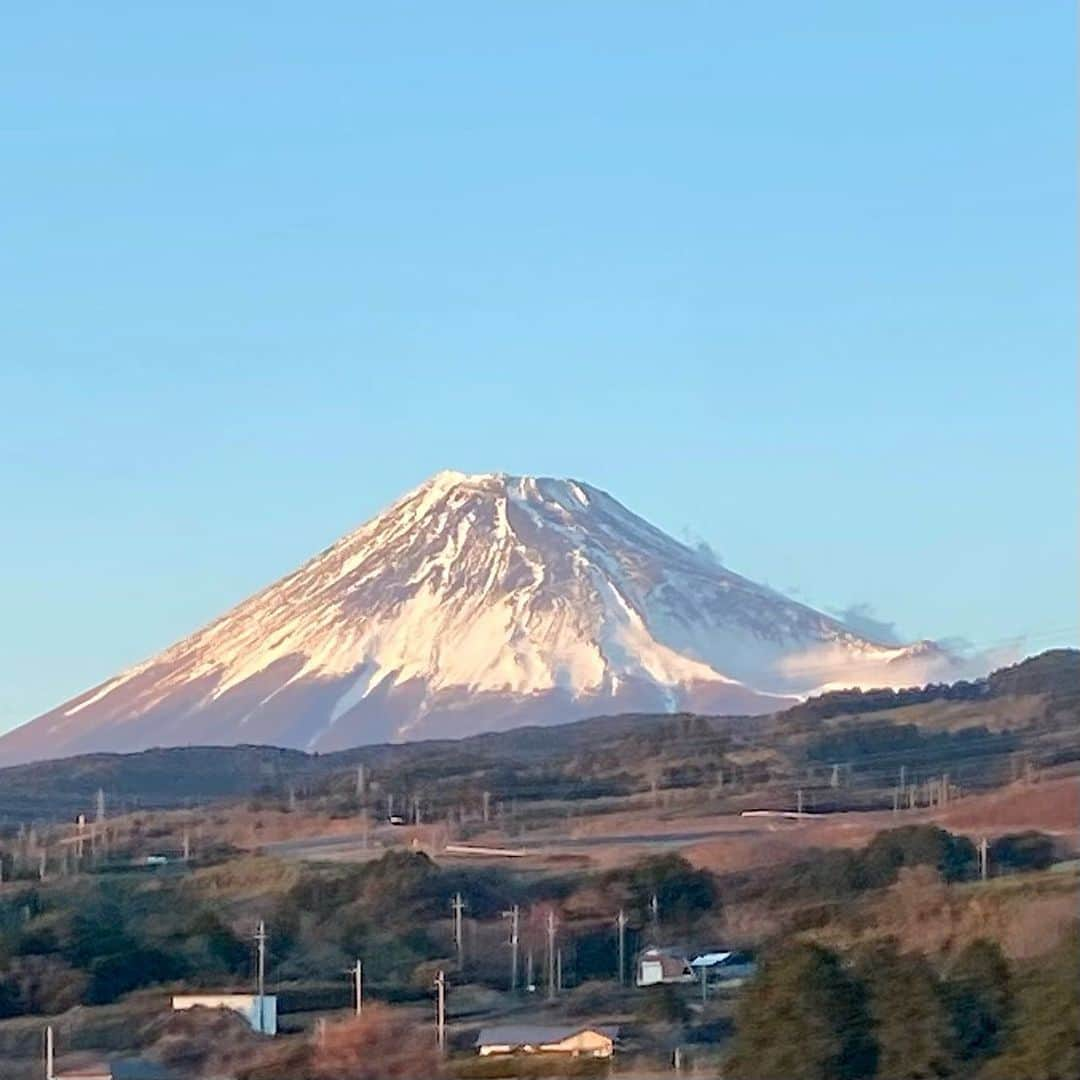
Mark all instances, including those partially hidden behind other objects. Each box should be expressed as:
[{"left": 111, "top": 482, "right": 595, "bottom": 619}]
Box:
[
  {"left": 854, "top": 941, "right": 955, "bottom": 1079},
  {"left": 978, "top": 928, "right": 1079, "bottom": 1080},
  {"left": 862, "top": 826, "right": 976, "bottom": 887},
  {"left": 946, "top": 939, "right": 1012, "bottom": 1066},
  {"left": 988, "top": 832, "right": 1055, "bottom": 874},
  {"left": 728, "top": 943, "right": 877, "bottom": 1080},
  {"left": 608, "top": 854, "right": 717, "bottom": 926}
]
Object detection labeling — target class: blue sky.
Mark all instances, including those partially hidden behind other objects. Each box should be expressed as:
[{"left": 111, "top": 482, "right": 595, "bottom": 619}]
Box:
[{"left": 1, "top": 3, "right": 1075, "bottom": 733}]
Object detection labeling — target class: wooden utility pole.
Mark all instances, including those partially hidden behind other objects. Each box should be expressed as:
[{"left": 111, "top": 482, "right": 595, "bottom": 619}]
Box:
[
  {"left": 503, "top": 905, "right": 520, "bottom": 991},
  {"left": 45, "top": 1024, "right": 55, "bottom": 1080},
  {"left": 616, "top": 908, "right": 628, "bottom": 986},
  {"left": 482, "top": 791, "right": 491, "bottom": 823},
  {"left": 255, "top": 920, "right": 268, "bottom": 1034},
  {"left": 979, "top": 837, "right": 989, "bottom": 881},
  {"left": 351, "top": 958, "right": 363, "bottom": 1015},
  {"left": 434, "top": 969, "right": 447, "bottom": 1053},
  {"left": 546, "top": 910, "right": 558, "bottom": 1000},
  {"left": 452, "top": 892, "right": 466, "bottom": 972}
]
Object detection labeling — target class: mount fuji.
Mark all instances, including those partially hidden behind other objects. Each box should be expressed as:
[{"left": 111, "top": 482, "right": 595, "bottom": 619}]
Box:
[{"left": 0, "top": 471, "right": 953, "bottom": 764}]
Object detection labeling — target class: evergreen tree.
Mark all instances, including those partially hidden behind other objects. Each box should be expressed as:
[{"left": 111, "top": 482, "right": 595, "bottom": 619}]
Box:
[
  {"left": 855, "top": 941, "right": 955, "bottom": 1079},
  {"left": 728, "top": 943, "right": 877, "bottom": 1080},
  {"left": 946, "top": 939, "right": 1011, "bottom": 1066},
  {"left": 979, "top": 929, "right": 1079, "bottom": 1080}
]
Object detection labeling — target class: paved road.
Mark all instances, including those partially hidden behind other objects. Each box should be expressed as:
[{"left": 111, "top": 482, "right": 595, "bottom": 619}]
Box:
[{"left": 264, "top": 823, "right": 759, "bottom": 861}]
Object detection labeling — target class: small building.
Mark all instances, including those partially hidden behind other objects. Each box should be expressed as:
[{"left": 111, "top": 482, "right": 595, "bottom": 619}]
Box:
[
  {"left": 636, "top": 946, "right": 694, "bottom": 986},
  {"left": 171, "top": 993, "right": 277, "bottom": 1035},
  {"left": 689, "top": 950, "right": 757, "bottom": 986},
  {"left": 476, "top": 1025, "right": 619, "bottom": 1058}
]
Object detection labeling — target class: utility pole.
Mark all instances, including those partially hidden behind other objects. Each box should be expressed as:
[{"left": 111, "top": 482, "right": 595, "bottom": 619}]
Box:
[
  {"left": 796, "top": 788, "right": 804, "bottom": 816},
  {"left": 452, "top": 893, "right": 466, "bottom": 972},
  {"left": 482, "top": 791, "right": 491, "bottom": 823},
  {"left": 546, "top": 910, "right": 558, "bottom": 1001},
  {"left": 356, "top": 764, "right": 366, "bottom": 800},
  {"left": 182, "top": 829, "right": 191, "bottom": 863},
  {"left": 96, "top": 788, "right": 106, "bottom": 824},
  {"left": 979, "top": 836, "right": 989, "bottom": 882},
  {"left": 351, "top": 958, "right": 363, "bottom": 1015},
  {"left": 45, "top": 1024, "right": 55, "bottom": 1080},
  {"left": 525, "top": 950, "right": 534, "bottom": 992},
  {"left": 503, "top": 905, "right": 520, "bottom": 991},
  {"left": 434, "top": 969, "right": 447, "bottom": 1053},
  {"left": 830, "top": 764, "right": 840, "bottom": 789},
  {"left": 649, "top": 893, "right": 660, "bottom": 937},
  {"left": 255, "top": 920, "right": 268, "bottom": 1034},
  {"left": 616, "top": 909, "right": 628, "bottom": 986},
  {"left": 556, "top": 948, "right": 563, "bottom": 994}
]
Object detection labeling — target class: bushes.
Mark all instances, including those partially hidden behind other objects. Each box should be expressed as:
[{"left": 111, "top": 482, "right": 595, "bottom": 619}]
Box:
[
  {"left": 989, "top": 831, "right": 1056, "bottom": 874},
  {"left": 452, "top": 1056, "right": 607, "bottom": 1079}
]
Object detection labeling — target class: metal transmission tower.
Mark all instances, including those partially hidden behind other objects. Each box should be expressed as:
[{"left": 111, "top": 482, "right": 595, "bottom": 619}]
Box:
[
  {"left": 433, "top": 969, "right": 447, "bottom": 1053},
  {"left": 451, "top": 892, "right": 467, "bottom": 972},
  {"left": 502, "top": 904, "right": 520, "bottom": 991},
  {"left": 615, "top": 909, "right": 628, "bottom": 986}
]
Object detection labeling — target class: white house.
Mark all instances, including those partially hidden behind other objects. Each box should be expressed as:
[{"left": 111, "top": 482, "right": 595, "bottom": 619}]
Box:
[
  {"left": 171, "top": 993, "right": 277, "bottom": 1035},
  {"left": 476, "top": 1025, "right": 619, "bottom": 1058},
  {"left": 636, "top": 947, "right": 694, "bottom": 986}
]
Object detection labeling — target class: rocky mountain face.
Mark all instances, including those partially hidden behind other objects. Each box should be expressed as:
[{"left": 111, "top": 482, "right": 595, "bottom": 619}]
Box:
[{"left": 0, "top": 471, "right": 951, "bottom": 764}]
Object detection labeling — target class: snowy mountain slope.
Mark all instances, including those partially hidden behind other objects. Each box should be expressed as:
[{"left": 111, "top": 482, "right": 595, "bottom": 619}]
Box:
[{"left": 0, "top": 471, "right": 953, "bottom": 764}]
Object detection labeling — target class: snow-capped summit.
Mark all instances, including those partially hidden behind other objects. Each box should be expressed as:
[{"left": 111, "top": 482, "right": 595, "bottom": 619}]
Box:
[{"left": 0, "top": 471, "right": 950, "bottom": 764}]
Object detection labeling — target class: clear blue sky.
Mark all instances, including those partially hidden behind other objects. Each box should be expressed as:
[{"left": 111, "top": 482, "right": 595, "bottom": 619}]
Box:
[{"left": 1, "top": 3, "right": 1075, "bottom": 733}]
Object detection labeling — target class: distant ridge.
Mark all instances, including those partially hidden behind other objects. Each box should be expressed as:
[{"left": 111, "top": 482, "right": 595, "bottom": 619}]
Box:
[{"left": 0, "top": 649, "right": 1073, "bottom": 821}]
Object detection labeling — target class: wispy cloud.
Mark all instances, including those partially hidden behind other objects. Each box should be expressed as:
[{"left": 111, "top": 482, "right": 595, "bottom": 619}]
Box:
[{"left": 827, "top": 602, "right": 903, "bottom": 646}]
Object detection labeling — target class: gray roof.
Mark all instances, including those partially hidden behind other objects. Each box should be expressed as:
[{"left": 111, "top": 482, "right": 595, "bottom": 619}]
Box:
[{"left": 477, "top": 1024, "right": 619, "bottom": 1047}]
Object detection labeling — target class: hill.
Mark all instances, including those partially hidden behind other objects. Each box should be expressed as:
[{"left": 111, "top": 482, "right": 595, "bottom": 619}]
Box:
[{"left": 0, "top": 650, "right": 1074, "bottom": 823}]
